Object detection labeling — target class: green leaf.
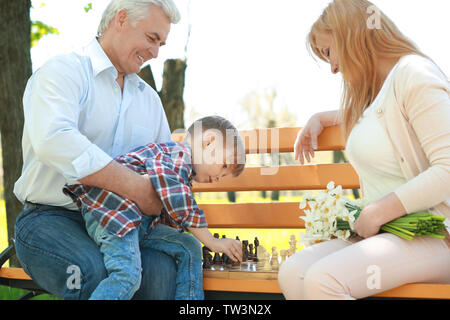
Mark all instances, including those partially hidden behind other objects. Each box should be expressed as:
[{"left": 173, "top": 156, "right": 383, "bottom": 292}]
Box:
[
  {"left": 31, "top": 20, "right": 59, "bottom": 48},
  {"left": 84, "top": 3, "right": 92, "bottom": 13}
]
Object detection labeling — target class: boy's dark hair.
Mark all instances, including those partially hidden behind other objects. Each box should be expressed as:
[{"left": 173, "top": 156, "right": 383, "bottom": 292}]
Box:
[{"left": 186, "top": 116, "right": 246, "bottom": 177}]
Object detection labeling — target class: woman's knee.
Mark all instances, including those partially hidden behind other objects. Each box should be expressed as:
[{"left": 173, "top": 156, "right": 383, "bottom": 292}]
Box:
[
  {"left": 303, "top": 263, "right": 351, "bottom": 300},
  {"left": 278, "top": 255, "right": 308, "bottom": 300}
]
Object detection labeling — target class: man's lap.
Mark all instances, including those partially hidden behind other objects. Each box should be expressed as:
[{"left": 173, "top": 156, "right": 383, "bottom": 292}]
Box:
[{"left": 14, "top": 203, "right": 177, "bottom": 299}]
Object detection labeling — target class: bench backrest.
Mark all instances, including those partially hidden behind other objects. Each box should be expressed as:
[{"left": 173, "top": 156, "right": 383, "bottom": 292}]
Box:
[{"left": 172, "top": 126, "right": 360, "bottom": 229}]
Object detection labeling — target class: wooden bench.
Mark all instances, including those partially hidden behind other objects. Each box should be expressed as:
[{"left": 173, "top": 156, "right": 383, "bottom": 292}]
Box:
[{"left": 1, "top": 126, "right": 449, "bottom": 300}]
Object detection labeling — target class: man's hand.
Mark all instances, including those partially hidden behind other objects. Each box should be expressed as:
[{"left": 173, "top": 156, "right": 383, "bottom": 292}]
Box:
[
  {"left": 79, "top": 160, "right": 163, "bottom": 216},
  {"left": 133, "top": 174, "right": 163, "bottom": 216}
]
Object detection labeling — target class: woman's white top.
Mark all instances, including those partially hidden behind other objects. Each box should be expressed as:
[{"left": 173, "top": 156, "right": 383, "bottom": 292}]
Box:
[{"left": 345, "top": 59, "right": 450, "bottom": 232}]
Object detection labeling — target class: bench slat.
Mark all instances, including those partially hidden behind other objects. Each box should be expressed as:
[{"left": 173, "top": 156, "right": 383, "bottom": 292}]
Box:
[
  {"left": 199, "top": 202, "right": 305, "bottom": 228},
  {"left": 0, "top": 268, "right": 32, "bottom": 281},
  {"left": 173, "top": 126, "right": 345, "bottom": 154},
  {"left": 192, "top": 163, "right": 360, "bottom": 192},
  {"left": 203, "top": 277, "right": 450, "bottom": 299}
]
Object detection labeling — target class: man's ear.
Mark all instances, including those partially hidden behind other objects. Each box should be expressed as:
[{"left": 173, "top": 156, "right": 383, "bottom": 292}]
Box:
[{"left": 113, "top": 9, "right": 128, "bottom": 31}]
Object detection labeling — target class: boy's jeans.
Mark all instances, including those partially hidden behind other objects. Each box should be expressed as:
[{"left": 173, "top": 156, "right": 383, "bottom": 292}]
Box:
[
  {"left": 14, "top": 203, "right": 178, "bottom": 299},
  {"left": 83, "top": 208, "right": 204, "bottom": 300}
]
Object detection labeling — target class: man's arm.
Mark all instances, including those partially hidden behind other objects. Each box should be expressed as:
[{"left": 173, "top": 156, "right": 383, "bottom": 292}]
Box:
[{"left": 79, "top": 160, "right": 163, "bottom": 216}]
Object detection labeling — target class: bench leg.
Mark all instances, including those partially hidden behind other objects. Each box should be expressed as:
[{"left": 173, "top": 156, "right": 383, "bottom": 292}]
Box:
[{"left": 17, "top": 291, "right": 44, "bottom": 300}]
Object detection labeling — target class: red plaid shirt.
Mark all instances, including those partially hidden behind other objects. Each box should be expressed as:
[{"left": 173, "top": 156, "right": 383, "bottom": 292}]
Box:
[{"left": 63, "top": 142, "right": 208, "bottom": 237}]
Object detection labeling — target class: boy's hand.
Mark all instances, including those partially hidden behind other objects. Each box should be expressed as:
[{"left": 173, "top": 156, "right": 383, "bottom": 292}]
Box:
[{"left": 210, "top": 238, "right": 242, "bottom": 263}]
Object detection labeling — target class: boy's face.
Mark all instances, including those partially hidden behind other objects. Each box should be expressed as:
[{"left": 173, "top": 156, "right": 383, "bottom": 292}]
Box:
[{"left": 192, "top": 139, "right": 235, "bottom": 184}]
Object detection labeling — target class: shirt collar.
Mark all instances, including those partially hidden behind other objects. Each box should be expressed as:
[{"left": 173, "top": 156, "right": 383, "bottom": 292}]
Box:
[
  {"left": 87, "top": 38, "right": 146, "bottom": 92},
  {"left": 86, "top": 38, "right": 115, "bottom": 77}
]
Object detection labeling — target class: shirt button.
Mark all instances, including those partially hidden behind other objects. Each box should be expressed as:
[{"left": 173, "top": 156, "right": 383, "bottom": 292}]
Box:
[{"left": 377, "top": 108, "right": 383, "bottom": 114}]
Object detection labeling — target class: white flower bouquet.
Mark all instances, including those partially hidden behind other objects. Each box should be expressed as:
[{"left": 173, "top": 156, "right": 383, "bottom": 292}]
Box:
[{"left": 299, "top": 182, "right": 447, "bottom": 244}]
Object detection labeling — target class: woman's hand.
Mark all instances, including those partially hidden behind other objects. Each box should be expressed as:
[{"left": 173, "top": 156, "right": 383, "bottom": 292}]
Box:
[
  {"left": 294, "top": 110, "right": 340, "bottom": 165},
  {"left": 353, "top": 204, "right": 383, "bottom": 238},
  {"left": 294, "top": 114, "right": 324, "bottom": 165},
  {"left": 353, "top": 193, "right": 407, "bottom": 238}
]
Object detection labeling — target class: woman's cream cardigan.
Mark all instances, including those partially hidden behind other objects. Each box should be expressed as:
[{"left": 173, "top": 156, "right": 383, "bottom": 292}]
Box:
[{"left": 373, "top": 54, "right": 449, "bottom": 221}]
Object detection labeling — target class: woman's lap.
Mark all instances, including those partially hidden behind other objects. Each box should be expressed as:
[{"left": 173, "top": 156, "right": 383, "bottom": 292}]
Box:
[
  {"left": 14, "top": 204, "right": 177, "bottom": 300},
  {"left": 278, "top": 233, "right": 450, "bottom": 299}
]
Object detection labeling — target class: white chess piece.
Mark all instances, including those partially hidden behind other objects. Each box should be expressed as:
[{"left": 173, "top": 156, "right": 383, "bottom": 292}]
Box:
[
  {"left": 288, "top": 235, "right": 297, "bottom": 257},
  {"left": 257, "top": 246, "right": 267, "bottom": 269},
  {"left": 263, "top": 252, "right": 271, "bottom": 271},
  {"left": 270, "top": 247, "right": 279, "bottom": 271},
  {"left": 280, "top": 250, "right": 287, "bottom": 265}
]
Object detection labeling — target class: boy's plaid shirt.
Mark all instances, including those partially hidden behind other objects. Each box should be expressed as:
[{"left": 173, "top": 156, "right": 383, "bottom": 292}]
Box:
[{"left": 63, "top": 142, "right": 208, "bottom": 237}]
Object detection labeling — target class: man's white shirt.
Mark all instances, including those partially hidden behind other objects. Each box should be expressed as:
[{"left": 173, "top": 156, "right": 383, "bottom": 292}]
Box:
[{"left": 14, "top": 38, "right": 172, "bottom": 210}]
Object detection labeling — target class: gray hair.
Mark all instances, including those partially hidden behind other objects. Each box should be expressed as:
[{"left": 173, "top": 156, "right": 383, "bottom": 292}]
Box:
[{"left": 97, "top": 0, "right": 181, "bottom": 35}]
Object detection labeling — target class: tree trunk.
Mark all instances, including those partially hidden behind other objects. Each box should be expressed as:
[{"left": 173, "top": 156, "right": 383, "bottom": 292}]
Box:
[
  {"left": 160, "top": 59, "right": 187, "bottom": 132},
  {"left": 138, "top": 59, "right": 187, "bottom": 132},
  {"left": 0, "top": 0, "right": 32, "bottom": 266}
]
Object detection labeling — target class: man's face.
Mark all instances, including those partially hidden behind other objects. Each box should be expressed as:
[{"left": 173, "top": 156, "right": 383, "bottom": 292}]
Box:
[{"left": 112, "top": 4, "right": 171, "bottom": 74}]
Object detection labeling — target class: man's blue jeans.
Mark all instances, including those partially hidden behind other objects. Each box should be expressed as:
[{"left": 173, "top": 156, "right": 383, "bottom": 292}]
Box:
[
  {"left": 14, "top": 203, "right": 178, "bottom": 299},
  {"left": 83, "top": 208, "right": 204, "bottom": 300}
]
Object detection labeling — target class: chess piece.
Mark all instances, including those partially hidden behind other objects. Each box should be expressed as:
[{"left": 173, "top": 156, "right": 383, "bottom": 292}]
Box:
[
  {"left": 248, "top": 244, "right": 254, "bottom": 261},
  {"left": 202, "top": 246, "right": 213, "bottom": 269},
  {"left": 242, "top": 240, "right": 249, "bottom": 262},
  {"left": 270, "top": 247, "right": 279, "bottom": 271},
  {"left": 220, "top": 235, "right": 232, "bottom": 265},
  {"left": 256, "top": 246, "right": 266, "bottom": 269},
  {"left": 235, "top": 236, "right": 240, "bottom": 241},
  {"left": 288, "top": 234, "right": 297, "bottom": 257},
  {"left": 280, "top": 249, "right": 288, "bottom": 265},
  {"left": 253, "top": 237, "right": 259, "bottom": 262}
]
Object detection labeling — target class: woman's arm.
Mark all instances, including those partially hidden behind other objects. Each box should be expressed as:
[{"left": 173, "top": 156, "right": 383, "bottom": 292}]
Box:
[
  {"left": 294, "top": 110, "right": 340, "bottom": 164},
  {"left": 354, "top": 192, "right": 407, "bottom": 238}
]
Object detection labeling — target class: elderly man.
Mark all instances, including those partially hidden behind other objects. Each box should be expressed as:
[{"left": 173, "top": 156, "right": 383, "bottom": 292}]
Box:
[{"left": 14, "top": 0, "right": 186, "bottom": 299}]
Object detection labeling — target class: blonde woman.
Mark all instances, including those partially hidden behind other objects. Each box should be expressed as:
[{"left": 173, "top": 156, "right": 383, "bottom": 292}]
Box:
[{"left": 278, "top": 0, "right": 450, "bottom": 300}]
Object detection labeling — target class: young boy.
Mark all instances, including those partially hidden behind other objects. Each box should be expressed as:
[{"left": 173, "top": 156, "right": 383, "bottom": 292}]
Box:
[{"left": 63, "top": 116, "right": 246, "bottom": 300}]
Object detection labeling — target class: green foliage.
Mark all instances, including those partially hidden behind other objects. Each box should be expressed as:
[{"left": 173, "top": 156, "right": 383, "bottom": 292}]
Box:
[
  {"left": 31, "top": 20, "right": 59, "bottom": 48},
  {"left": 84, "top": 3, "right": 93, "bottom": 13}
]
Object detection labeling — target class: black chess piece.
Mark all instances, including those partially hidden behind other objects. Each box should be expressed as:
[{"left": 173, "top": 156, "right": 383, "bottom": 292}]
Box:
[
  {"left": 220, "top": 235, "right": 232, "bottom": 265},
  {"left": 254, "top": 237, "right": 259, "bottom": 262},
  {"left": 242, "top": 240, "right": 249, "bottom": 262},
  {"left": 202, "top": 246, "right": 213, "bottom": 269},
  {"left": 248, "top": 243, "right": 254, "bottom": 261}
]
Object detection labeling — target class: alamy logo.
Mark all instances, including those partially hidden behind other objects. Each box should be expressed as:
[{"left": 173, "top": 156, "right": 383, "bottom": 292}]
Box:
[
  {"left": 366, "top": 265, "right": 381, "bottom": 290},
  {"left": 367, "top": 5, "right": 382, "bottom": 30},
  {"left": 66, "top": 265, "right": 81, "bottom": 290}
]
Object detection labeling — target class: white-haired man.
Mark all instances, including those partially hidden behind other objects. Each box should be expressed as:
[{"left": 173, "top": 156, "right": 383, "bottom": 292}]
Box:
[{"left": 14, "top": 0, "right": 191, "bottom": 300}]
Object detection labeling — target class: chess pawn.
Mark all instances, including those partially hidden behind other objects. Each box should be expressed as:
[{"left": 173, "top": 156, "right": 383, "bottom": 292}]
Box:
[
  {"left": 279, "top": 250, "right": 287, "bottom": 265},
  {"left": 270, "top": 247, "right": 279, "bottom": 271}
]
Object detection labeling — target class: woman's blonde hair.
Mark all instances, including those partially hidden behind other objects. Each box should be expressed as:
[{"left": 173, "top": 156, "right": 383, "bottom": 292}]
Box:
[{"left": 307, "top": 0, "right": 425, "bottom": 140}]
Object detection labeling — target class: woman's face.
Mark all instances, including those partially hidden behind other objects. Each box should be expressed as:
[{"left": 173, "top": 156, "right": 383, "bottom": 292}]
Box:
[{"left": 315, "top": 33, "right": 340, "bottom": 74}]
